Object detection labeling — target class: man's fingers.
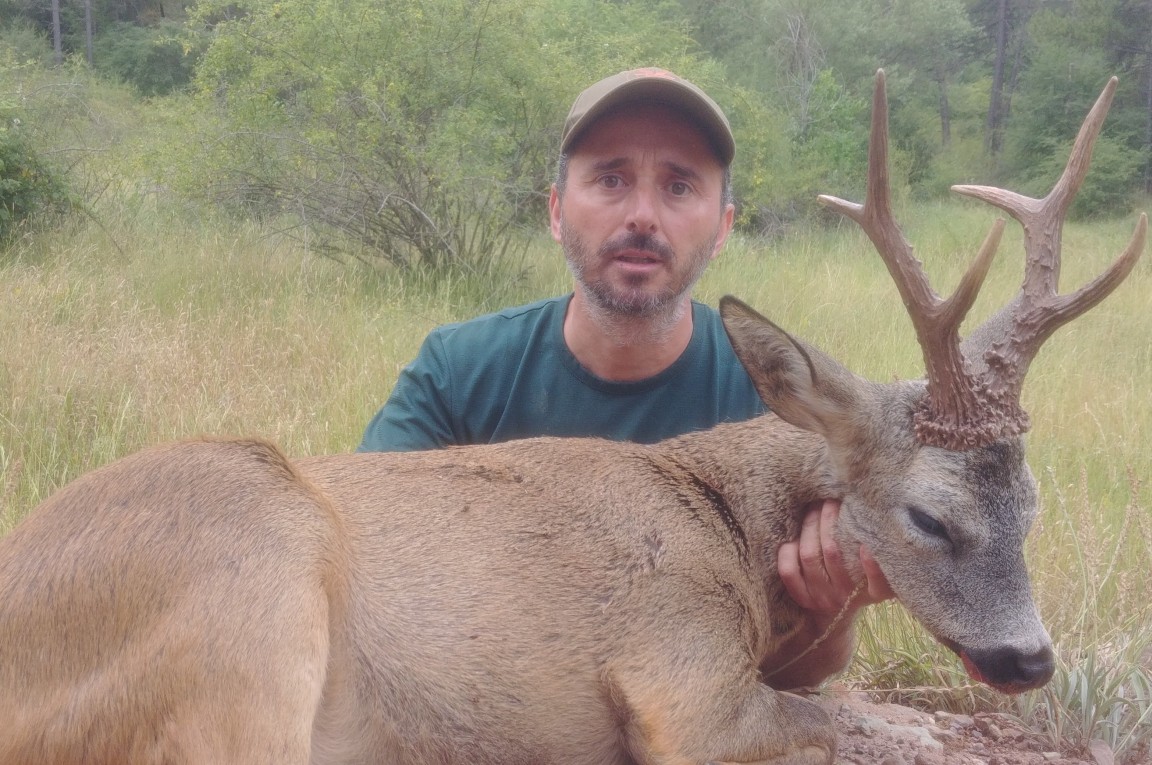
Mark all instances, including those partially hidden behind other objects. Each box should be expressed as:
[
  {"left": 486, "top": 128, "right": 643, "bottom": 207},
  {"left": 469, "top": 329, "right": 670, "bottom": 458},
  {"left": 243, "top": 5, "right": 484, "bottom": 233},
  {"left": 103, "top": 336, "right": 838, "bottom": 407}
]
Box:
[
  {"left": 818, "top": 500, "right": 854, "bottom": 594},
  {"left": 796, "top": 505, "right": 825, "bottom": 574},
  {"left": 859, "top": 544, "right": 896, "bottom": 603},
  {"left": 778, "top": 501, "right": 894, "bottom": 617},
  {"left": 777, "top": 540, "right": 813, "bottom": 609}
]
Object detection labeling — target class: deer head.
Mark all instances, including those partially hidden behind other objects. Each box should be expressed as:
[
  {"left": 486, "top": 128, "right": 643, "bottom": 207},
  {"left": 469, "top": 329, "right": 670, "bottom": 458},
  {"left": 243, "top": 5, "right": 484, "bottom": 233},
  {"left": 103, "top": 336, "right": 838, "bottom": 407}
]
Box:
[{"left": 722, "top": 70, "right": 1144, "bottom": 693}]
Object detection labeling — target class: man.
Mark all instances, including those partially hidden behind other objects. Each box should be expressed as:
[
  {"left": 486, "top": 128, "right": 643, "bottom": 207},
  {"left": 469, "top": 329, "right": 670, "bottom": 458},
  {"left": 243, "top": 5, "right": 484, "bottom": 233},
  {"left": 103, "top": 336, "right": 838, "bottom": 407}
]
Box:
[{"left": 359, "top": 67, "right": 892, "bottom": 688}]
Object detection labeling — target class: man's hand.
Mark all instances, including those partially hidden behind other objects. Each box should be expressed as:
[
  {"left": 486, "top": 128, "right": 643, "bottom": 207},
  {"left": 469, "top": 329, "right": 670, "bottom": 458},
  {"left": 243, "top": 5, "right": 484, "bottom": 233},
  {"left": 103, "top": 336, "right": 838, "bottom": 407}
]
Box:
[
  {"left": 778, "top": 498, "right": 894, "bottom": 622},
  {"left": 763, "top": 499, "right": 895, "bottom": 690}
]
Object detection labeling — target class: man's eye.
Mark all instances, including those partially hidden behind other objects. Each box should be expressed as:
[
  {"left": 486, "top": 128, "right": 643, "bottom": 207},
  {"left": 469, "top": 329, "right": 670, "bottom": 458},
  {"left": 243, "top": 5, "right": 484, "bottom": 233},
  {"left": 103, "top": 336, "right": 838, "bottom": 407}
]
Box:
[
  {"left": 599, "top": 175, "right": 623, "bottom": 189},
  {"left": 668, "top": 181, "right": 691, "bottom": 196}
]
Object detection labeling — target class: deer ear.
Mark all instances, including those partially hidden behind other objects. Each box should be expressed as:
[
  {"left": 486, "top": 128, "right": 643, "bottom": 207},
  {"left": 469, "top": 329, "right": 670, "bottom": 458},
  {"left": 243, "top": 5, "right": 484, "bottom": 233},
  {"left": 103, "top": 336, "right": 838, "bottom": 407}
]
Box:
[{"left": 720, "top": 296, "right": 865, "bottom": 442}]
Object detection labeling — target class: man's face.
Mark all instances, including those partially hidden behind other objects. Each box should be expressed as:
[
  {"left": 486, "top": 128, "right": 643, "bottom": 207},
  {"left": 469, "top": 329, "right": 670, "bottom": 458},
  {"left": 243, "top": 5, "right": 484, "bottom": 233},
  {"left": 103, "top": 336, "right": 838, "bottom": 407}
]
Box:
[{"left": 549, "top": 103, "right": 735, "bottom": 319}]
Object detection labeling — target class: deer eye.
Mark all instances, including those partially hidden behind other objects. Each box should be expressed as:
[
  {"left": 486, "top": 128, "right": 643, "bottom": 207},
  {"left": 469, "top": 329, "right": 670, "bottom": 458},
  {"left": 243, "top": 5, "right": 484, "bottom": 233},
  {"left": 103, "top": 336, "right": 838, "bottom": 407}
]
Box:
[{"left": 908, "top": 507, "right": 950, "bottom": 543}]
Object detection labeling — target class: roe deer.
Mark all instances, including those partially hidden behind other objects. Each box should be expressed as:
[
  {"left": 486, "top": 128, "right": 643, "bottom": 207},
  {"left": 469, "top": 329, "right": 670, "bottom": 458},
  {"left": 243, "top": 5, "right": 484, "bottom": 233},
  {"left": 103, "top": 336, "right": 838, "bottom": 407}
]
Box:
[{"left": 0, "top": 71, "right": 1144, "bottom": 765}]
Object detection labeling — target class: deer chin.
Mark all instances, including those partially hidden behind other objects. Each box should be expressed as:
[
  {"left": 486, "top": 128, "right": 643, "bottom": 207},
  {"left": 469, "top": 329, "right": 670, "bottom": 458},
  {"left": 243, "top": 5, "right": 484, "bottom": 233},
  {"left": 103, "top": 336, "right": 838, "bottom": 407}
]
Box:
[{"left": 937, "top": 637, "right": 1048, "bottom": 695}]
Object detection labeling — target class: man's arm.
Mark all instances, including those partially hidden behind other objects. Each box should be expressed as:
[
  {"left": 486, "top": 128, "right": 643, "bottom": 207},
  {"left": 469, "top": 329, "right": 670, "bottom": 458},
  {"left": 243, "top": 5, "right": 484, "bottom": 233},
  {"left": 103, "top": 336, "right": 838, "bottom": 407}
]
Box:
[
  {"left": 764, "top": 499, "right": 895, "bottom": 690},
  {"left": 357, "top": 333, "right": 456, "bottom": 452}
]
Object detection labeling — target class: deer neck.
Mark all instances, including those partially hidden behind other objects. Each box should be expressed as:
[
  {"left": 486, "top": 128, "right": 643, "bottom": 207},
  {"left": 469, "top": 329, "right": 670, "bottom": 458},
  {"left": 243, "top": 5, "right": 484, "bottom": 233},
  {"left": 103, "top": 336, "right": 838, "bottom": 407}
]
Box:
[{"left": 654, "top": 415, "right": 839, "bottom": 563}]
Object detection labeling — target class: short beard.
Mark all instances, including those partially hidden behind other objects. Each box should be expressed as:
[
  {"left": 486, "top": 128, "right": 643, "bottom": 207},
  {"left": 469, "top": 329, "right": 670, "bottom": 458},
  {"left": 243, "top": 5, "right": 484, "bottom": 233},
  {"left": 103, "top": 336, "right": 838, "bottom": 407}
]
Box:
[{"left": 560, "top": 223, "right": 714, "bottom": 338}]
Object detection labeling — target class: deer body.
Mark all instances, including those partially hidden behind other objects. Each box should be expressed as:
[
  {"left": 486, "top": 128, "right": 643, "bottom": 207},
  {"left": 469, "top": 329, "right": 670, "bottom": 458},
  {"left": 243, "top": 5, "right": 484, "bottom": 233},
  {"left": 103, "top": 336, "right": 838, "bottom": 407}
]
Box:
[
  {"left": 305, "top": 423, "right": 825, "bottom": 764},
  {"left": 0, "top": 422, "right": 834, "bottom": 764},
  {"left": 1, "top": 348, "right": 1049, "bottom": 765},
  {"left": 0, "top": 72, "right": 1142, "bottom": 764}
]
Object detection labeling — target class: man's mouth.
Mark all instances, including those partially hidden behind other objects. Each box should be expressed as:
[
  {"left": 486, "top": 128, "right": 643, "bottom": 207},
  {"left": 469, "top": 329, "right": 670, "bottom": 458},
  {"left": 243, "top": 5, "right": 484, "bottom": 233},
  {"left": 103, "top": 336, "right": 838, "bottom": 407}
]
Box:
[
  {"left": 615, "top": 251, "right": 663, "bottom": 264},
  {"left": 598, "top": 233, "right": 674, "bottom": 268}
]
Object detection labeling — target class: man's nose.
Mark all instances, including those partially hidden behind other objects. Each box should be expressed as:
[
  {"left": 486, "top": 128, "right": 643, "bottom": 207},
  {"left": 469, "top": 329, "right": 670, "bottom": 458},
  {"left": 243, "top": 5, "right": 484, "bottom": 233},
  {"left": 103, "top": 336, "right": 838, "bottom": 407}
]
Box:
[{"left": 625, "top": 184, "right": 659, "bottom": 234}]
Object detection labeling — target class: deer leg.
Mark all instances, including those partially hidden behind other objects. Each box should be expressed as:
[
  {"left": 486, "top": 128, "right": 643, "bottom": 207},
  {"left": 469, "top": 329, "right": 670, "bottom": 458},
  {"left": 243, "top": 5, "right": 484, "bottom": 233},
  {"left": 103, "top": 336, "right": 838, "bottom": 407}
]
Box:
[{"left": 611, "top": 634, "right": 836, "bottom": 765}]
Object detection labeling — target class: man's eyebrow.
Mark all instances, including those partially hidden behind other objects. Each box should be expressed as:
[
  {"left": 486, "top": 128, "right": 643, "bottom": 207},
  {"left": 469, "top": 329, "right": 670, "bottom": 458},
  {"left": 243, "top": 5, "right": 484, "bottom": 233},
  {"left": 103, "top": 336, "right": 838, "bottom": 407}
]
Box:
[
  {"left": 664, "top": 160, "right": 703, "bottom": 182},
  {"left": 585, "top": 157, "right": 706, "bottom": 181},
  {"left": 588, "top": 157, "right": 628, "bottom": 174}
]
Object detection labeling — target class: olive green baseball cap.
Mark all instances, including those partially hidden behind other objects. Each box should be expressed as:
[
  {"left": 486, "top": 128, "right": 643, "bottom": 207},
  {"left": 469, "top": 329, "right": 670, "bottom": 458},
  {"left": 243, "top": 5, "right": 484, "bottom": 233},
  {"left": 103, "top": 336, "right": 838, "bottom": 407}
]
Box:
[{"left": 560, "top": 67, "right": 735, "bottom": 165}]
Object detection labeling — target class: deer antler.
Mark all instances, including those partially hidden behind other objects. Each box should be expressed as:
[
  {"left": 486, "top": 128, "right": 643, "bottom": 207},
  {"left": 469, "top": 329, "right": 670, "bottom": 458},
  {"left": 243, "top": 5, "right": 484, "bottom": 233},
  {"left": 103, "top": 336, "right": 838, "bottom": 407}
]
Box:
[
  {"left": 819, "top": 70, "right": 1146, "bottom": 450},
  {"left": 954, "top": 77, "right": 1146, "bottom": 410}
]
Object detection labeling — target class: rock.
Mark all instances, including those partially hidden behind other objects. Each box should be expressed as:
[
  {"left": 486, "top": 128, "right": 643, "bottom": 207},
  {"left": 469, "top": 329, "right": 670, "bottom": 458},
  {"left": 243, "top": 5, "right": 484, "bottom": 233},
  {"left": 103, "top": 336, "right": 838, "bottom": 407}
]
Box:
[
  {"left": 929, "top": 727, "right": 961, "bottom": 745},
  {"left": 975, "top": 717, "right": 1004, "bottom": 740},
  {"left": 852, "top": 715, "right": 878, "bottom": 737},
  {"left": 1087, "top": 739, "right": 1115, "bottom": 765},
  {"left": 912, "top": 751, "right": 945, "bottom": 765}
]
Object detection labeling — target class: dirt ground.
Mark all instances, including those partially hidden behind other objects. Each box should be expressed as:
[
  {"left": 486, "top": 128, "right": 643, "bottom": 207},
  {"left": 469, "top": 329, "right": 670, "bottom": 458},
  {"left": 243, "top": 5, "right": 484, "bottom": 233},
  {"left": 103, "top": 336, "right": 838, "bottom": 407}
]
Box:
[{"left": 816, "top": 687, "right": 1142, "bottom": 765}]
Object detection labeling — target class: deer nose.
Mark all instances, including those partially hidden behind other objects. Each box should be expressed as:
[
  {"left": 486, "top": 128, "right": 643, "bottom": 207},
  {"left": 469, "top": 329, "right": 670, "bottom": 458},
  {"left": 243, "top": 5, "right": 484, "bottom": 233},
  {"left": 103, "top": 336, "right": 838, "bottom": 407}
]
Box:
[{"left": 967, "top": 643, "right": 1055, "bottom": 692}]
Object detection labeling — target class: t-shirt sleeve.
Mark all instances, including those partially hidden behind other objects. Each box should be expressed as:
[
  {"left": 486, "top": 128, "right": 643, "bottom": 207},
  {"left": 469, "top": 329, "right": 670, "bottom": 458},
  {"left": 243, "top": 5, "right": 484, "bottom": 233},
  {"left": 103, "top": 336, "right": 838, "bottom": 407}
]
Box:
[{"left": 356, "top": 332, "right": 456, "bottom": 452}]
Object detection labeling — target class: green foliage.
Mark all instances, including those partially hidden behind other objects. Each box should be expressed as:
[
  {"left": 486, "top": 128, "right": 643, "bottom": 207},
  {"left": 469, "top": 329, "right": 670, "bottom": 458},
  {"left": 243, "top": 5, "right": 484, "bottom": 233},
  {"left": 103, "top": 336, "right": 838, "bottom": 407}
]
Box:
[
  {"left": 1005, "top": 38, "right": 1114, "bottom": 169},
  {"left": 1003, "top": 23, "right": 1143, "bottom": 218},
  {"left": 0, "top": 113, "right": 71, "bottom": 243},
  {"left": 785, "top": 69, "right": 870, "bottom": 209},
  {"left": 94, "top": 21, "right": 203, "bottom": 97},
  {"left": 0, "top": 21, "right": 54, "bottom": 66},
  {"left": 1025, "top": 135, "right": 1143, "bottom": 219},
  {"left": 0, "top": 57, "right": 164, "bottom": 234},
  {"left": 4, "top": 0, "right": 1151, "bottom": 240},
  {"left": 182, "top": 0, "right": 716, "bottom": 273}
]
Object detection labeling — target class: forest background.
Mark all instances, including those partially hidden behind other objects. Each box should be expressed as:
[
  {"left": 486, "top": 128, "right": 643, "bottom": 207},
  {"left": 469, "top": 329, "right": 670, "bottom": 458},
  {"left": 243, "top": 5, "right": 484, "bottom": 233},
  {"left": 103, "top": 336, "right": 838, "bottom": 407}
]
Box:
[{"left": 2, "top": 0, "right": 1151, "bottom": 761}]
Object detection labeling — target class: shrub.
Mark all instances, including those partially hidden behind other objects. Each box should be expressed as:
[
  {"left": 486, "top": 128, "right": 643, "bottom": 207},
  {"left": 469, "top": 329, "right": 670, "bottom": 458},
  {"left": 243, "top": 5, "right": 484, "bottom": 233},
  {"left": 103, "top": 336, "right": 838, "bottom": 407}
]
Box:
[
  {"left": 1021, "top": 135, "right": 1143, "bottom": 219},
  {"left": 184, "top": 0, "right": 723, "bottom": 273},
  {"left": 94, "top": 21, "right": 202, "bottom": 97},
  {"left": 0, "top": 121, "right": 71, "bottom": 242}
]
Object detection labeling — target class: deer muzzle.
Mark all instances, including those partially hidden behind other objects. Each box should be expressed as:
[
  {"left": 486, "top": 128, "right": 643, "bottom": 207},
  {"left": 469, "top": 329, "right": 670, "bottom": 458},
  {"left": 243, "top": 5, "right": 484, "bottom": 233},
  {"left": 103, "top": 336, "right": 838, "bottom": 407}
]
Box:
[{"left": 943, "top": 638, "right": 1055, "bottom": 694}]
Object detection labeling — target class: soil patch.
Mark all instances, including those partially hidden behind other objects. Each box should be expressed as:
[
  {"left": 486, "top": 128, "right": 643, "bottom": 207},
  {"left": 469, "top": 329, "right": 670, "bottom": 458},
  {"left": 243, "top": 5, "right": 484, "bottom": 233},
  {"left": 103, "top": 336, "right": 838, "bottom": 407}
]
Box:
[{"left": 818, "top": 688, "right": 1129, "bottom": 765}]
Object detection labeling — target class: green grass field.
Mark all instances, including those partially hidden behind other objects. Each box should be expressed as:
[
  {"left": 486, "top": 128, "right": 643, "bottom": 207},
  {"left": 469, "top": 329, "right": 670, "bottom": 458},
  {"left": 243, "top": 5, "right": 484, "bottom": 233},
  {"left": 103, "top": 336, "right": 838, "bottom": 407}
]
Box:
[{"left": 2, "top": 199, "right": 1149, "bottom": 758}]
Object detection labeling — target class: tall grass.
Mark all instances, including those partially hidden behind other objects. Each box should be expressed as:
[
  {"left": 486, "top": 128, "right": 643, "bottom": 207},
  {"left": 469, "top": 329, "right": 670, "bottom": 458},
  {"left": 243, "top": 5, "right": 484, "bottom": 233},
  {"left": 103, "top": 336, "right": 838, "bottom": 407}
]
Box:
[{"left": 1, "top": 197, "right": 1149, "bottom": 760}]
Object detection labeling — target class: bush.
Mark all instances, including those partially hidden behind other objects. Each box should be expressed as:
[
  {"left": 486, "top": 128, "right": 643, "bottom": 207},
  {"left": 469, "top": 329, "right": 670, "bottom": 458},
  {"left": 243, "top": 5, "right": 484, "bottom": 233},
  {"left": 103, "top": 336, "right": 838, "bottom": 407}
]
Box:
[
  {"left": 0, "top": 121, "right": 71, "bottom": 242},
  {"left": 94, "top": 21, "right": 201, "bottom": 97},
  {"left": 0, "top": 22, "right": 55, "bottom": 67},
  {"left": 1020, "top": 134, "right": 1143, "bottom": 220},
  {"left": 184, "top": 0, "right": 723, "bottom": 273}
]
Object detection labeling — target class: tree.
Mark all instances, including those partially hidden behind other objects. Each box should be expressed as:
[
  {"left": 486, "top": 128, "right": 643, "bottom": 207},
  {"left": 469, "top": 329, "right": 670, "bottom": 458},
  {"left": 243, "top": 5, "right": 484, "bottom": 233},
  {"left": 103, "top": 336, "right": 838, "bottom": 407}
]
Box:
[
  {"left": 85, "top": 0, "right": 93, "bottom": 66},
  {"left": 874, "top": 0, "right": 976, "bottom": 148},
  {"left": 969, "top": 0, "right": 1035, "bottom": 158},
  {"left": 185, "top": 0, "right": 723, "bottom": 270},
  {"left": 0, "top": 109, "right": 72, "bottom": 242},
  {"left": 51, "top": 0, "right": 62, "bottom": 65},
  {"left": 1100, "top": 0, "right": 1152, "bottom": 192},
  {"left": 1002, "top": 10, "right": 1140, "bottom": 216}
]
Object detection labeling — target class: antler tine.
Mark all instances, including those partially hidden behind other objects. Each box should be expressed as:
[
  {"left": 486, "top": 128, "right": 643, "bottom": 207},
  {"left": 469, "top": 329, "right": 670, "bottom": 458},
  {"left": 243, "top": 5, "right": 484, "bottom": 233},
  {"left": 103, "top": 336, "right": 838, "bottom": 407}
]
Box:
[
  {"left": 955, "top": 77, "right": 1147, "bottom": 401},
  {"left": 819, "top": 70, "right": 1008, "bottom": 449},
  {"left": 953, "top": 78, "right": 1118, "bottom": 297}
]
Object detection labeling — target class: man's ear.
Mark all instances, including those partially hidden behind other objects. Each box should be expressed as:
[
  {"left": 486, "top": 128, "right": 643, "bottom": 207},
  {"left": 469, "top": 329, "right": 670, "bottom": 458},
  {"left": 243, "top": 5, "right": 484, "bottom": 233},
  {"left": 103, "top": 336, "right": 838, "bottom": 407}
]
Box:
[
  {"left": 711, "top": 202, "right": 735, "bottom": 260},
  {"left": 549, "top": 184, "right": 563, "bottom": 243}
]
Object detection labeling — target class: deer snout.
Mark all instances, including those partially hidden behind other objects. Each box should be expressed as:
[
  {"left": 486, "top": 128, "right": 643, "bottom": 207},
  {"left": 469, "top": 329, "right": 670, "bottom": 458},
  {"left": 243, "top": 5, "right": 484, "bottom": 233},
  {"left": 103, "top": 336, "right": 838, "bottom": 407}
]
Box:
[{"left": 959, "top": 643, "right": 1055, "bottom": 694}]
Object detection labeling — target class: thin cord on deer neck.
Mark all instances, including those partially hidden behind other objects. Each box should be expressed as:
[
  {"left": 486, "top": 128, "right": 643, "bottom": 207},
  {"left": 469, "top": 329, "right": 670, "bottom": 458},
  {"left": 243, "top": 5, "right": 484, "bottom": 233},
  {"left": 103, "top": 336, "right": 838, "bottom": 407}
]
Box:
[{"left": 763, "top": 580, "right": 865, "bottom": 682}]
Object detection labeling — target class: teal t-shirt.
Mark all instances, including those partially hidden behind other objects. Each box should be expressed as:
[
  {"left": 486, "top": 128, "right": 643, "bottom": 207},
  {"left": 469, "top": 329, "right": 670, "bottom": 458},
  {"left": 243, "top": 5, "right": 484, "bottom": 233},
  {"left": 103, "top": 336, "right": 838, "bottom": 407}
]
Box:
[{"left": 357, "top": 295, "right": 767, "bottom": 452}]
